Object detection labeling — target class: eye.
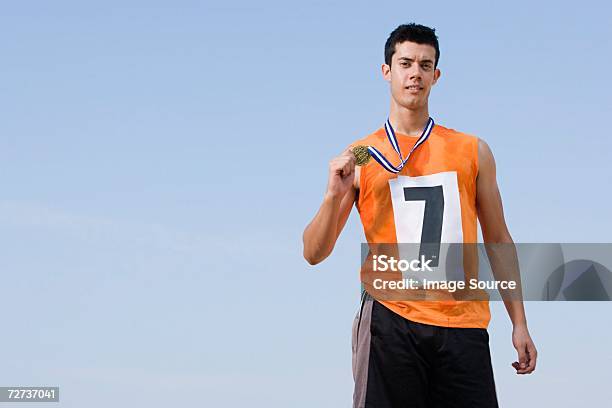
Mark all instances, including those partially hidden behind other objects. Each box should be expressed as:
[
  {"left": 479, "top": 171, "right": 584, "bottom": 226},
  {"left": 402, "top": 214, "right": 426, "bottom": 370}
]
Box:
[{"left": 421, "top": 63, "right": 433, "bottom": 71}]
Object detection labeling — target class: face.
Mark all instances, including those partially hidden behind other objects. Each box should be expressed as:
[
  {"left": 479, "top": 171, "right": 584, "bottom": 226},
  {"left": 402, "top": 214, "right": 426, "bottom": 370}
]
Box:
[{"left": 382, "top": 41, "right": 441, "bottom": 110}]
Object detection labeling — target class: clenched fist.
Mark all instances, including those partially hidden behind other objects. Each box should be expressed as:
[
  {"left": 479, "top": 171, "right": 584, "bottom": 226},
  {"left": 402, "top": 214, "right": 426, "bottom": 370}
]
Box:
[{"left": 326, "top": 148, "right": 356, "bottom": 199}]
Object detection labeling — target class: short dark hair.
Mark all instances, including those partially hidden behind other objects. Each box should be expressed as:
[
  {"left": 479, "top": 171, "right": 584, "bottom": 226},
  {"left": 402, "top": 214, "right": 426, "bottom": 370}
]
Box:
[{"left": 384, "top": 23, "right": 440, "bottom": 68}]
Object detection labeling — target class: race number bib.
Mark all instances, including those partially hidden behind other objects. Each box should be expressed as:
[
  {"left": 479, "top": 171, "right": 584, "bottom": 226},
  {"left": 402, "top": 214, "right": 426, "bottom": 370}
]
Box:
[{"left": 389, "top": 171, "right": 463, "bottom": 281}]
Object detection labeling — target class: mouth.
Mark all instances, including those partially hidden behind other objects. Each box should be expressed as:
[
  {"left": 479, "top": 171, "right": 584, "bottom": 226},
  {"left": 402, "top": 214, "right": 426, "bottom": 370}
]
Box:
[{"left": 405, "top": 85, "right": 423, "bottom": 92}]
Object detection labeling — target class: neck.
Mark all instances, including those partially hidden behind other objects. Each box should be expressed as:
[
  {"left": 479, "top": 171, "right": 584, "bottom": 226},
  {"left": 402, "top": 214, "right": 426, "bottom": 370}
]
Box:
[{"left": 388, "top": 100, "right": 430, "bottom": 136}]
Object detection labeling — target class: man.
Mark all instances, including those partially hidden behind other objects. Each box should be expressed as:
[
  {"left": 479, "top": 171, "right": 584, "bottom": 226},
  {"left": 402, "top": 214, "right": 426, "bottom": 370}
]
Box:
[{"left": 303, "top": 23, "right": 537, "bottom": 407}]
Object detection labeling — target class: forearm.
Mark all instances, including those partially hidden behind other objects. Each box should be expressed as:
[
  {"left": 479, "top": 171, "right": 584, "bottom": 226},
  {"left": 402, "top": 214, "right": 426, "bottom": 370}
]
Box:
[
  {"left": 502, "top": 299, "right": 527, "bottom": 328},
  {"left": 483, "top": 235, "right": 528, "bottom": 328},
  {"left": 302, "top": 193, "right": 344, "bottom": 265}
]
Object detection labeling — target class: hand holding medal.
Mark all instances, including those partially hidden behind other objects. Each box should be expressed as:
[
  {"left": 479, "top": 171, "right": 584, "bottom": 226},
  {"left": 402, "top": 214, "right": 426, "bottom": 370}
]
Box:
[{"left": 326, "top": 148, "right": 358, "bottom": 199}]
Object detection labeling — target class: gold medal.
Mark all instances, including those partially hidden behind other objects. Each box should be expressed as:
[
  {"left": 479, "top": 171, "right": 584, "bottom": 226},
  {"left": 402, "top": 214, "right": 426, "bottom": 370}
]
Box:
[{"left": 352, "top": 145, "right": 371, "bottom": 166}]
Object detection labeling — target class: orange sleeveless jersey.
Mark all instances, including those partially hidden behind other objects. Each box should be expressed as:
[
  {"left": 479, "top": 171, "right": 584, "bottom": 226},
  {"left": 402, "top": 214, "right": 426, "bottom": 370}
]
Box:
[{"left": 351, "top": 123, "right": 490, "bottom": 329}]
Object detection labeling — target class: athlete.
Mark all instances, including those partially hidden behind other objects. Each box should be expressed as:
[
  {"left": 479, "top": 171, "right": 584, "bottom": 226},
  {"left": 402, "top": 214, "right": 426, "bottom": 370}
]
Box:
[{"left": 303, "top": 24, "right": 537, "bottom": 407}]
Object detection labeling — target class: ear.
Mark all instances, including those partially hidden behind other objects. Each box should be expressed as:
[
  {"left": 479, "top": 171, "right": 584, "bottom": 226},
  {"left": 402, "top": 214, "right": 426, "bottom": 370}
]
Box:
[
  {"left": 432, "top": 68, "right": 441, "bottom": 85},
  {"left": 381, "top": 63, "right": 391, "bottom": 82}
]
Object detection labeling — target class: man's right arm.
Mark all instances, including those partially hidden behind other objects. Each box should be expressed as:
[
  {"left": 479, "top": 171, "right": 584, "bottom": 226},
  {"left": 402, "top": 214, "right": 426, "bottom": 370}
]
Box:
[{"left": 302, "top": 148, "right": 359, "bottom": 265}]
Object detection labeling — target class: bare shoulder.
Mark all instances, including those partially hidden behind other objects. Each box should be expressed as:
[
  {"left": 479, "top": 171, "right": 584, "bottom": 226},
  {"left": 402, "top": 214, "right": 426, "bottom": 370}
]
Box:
[
  {"left": 477, "top": 138, "right": 496, "bottom": 173},
  {"left": 478, "top": 138, "right": 493, "bottom": 157}
]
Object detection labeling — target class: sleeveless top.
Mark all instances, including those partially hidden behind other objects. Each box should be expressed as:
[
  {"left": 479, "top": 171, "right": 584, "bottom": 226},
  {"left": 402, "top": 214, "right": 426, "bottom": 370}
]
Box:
[{"left": 351, "top": 123, "right": 490, "bottom": 328}]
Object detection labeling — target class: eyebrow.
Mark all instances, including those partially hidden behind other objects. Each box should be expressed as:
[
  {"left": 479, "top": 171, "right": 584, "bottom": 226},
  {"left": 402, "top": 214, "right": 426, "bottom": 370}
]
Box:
[{"left": 397, "top": 57, "right": 434, "bottom": 64}]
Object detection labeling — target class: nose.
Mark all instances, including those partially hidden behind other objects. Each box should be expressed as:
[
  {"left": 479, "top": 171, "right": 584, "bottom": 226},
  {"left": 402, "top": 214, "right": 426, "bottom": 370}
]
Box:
[{"left": 408, "top": 64, "right": 423, "bottom": 81}]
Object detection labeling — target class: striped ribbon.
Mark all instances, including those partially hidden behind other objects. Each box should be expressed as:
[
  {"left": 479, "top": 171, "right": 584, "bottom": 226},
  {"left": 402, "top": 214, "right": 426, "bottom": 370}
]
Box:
[{"left": 367, "top": 117, "right": 435, "bottom": 174}]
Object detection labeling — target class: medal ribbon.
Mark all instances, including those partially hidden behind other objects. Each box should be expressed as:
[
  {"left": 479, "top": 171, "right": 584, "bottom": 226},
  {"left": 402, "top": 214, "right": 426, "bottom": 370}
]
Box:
[{"left": 367, "top": 117, "right": 435, "bottom": 174}]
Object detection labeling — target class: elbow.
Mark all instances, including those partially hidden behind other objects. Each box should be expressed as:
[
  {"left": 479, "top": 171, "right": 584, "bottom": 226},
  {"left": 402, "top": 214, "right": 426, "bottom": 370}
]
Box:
[
  {"left": 303, "top": 249, "right": 323, "bottom": 266},
  {"left": 304, "top": 254, "right": 320, "bottom": 266},
  {"left": 302, "top": 228, "right": 334, "bottom": 266},
  {"left": 302, "top": 231, "right": 326, "bottom": 266},
  {"left": 303, "top": 242, "right": 331, "bottom": 265}
]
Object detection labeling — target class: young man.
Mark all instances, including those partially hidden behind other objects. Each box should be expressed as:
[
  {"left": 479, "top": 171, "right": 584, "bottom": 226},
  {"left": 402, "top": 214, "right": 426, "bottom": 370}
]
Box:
[{"left": 303, "top": 24, "right": 537, "bottom": 407}]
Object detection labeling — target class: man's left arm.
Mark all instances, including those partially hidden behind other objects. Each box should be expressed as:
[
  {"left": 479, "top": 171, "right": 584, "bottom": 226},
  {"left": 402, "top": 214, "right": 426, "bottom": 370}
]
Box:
[{"left": 476, "top": 138, "right": 538, "bottom": 375}]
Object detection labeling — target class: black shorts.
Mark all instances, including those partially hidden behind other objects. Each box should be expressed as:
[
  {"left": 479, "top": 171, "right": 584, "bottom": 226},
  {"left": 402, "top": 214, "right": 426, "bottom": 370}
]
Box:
[{"left": 352, "top": 292, "right": 499, "bottom": 408}]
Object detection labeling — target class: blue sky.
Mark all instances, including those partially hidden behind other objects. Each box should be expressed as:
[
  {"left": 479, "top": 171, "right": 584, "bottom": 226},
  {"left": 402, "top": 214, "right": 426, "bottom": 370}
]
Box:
[{"left": 1, "top": 1, "right": 611, "bottom": 406}]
